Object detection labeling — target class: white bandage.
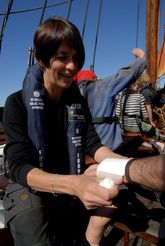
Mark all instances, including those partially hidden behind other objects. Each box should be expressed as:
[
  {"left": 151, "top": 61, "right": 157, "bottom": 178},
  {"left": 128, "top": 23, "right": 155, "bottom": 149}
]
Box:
[
  {"left": 99, "top": 177, "right": 115, "bottom": 189},
  {"left": 97, "top": 158, "right": 132, "bottom": 189}
]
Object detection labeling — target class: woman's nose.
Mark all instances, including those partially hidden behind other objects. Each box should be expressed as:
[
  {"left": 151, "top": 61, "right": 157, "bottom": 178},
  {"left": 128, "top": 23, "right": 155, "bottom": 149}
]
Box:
[{"left": 66, "top": 59, "right": 77, "bottom": 71}]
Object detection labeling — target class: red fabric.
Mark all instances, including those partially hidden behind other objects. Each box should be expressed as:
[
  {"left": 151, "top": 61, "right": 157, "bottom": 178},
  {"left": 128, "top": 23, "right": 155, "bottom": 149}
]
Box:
[{"left": 74, "top": 70, "right": 97, "bottom": 82}]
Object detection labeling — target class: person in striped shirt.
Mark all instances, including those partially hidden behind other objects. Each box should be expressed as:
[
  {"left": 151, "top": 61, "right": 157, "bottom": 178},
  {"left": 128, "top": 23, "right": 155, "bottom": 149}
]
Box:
[
  {"left": 115, "top": 81, "right": 149, "bottom": 133},
  {"left": 115, "top": 81, "right": 165, "bottom": 153}
]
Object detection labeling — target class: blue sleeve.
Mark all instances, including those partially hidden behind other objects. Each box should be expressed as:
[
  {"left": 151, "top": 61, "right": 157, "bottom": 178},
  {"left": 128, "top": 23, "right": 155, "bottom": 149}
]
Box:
[{"left": 104, "top": 57, "right": 146, "bottom": 96}]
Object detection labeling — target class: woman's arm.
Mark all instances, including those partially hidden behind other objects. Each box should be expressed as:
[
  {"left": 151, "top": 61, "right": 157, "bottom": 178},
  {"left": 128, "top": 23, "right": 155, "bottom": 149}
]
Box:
[
  {"left": 94, "top": 146, "right": 126, "bottom": 163},
  {"left": 27, "top": 165, "right": 120, "bottom": 210}
]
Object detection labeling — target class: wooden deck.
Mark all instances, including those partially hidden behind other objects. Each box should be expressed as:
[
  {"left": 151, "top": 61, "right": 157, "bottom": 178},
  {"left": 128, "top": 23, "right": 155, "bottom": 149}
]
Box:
[{"left": 102, "top": 185, "right": 165, "bottom": 246}]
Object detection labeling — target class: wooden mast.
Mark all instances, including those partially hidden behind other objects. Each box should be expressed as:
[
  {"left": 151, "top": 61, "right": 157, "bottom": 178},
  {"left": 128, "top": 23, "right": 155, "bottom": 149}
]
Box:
[
  {"left": 146, "top": 0, "right": 160, "bottom": 87},
  {"left": 158, "top": 25, "right": 165, "bottom": 78}
]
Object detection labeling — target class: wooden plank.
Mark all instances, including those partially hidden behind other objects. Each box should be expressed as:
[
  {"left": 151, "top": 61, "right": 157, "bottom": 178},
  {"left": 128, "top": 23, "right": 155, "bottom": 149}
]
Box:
[{"left": 110, "top": 185, "right": 165, "bottom": 245}]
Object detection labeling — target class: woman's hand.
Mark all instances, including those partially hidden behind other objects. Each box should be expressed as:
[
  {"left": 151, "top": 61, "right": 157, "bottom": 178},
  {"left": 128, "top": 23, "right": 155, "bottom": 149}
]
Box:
[
  {"left": 74, "top": 174, "right": 119, "bottom": 209},
  {"left": 84, "top": 164, "right": 98, "bottom": 176},
  {"left": 73, "top": 163, "right": 122, "bottom": 210}
]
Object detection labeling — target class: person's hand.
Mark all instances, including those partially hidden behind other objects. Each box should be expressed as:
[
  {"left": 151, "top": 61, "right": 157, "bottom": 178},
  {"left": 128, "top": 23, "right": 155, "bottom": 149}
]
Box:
[
  {"left": 84, "top": 164, "right": 98, "bottom": 176},
  {"left": 74, "top": 173, "right": 120, "bottom": 210},
  {"left": 132, "top": 48, "right": 144, "bottom": 58}
]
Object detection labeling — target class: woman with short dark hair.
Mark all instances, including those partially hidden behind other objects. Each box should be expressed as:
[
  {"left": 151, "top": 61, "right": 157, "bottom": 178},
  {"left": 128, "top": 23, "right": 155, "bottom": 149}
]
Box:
[{"left": 3, "top": 17, "right": 124, "bottom": 246}]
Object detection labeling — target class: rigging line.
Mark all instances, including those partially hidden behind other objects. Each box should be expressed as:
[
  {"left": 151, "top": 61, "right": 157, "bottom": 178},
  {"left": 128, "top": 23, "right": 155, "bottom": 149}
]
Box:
[
  {"left": 0, "top": 0, "right": 13, "bottom": 54},
  {"left": 27, "top": 0, "right": 73, "bottom": 67},
  {"left": 136, "top": 0, "right": 140, "bottom": 48},
  {"left": 66, "top": 0, "right": 73, "bottom": 20},
  {"left": 81, "top": 0, "right": 90, "bottom": 40},
  {"left": 29, "top": 0, "right": 48, "bottom": 67},
  {"left": 91, "top": 0, "right": 103, "bottom": 72},
  {"left": 27, "top": 46, "right": 33, "bottom": 68},
  {"left": 0, "top": 0, "right": 75, "bottom": 16},
  {"left": 38, "top": 0, "right": 48, "bottom": 26}
]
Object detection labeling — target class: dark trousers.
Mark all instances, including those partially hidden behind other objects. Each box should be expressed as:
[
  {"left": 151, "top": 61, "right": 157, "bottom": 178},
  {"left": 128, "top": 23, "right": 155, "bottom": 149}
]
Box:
[{"left": 3, "top": 181, "right": 89, "bottom": 246}]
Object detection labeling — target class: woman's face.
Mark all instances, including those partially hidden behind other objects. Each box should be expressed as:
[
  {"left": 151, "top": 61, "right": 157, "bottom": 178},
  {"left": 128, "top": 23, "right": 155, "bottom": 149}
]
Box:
[{"left": 43, "top": 43, "right": 79, "bottom": 90}]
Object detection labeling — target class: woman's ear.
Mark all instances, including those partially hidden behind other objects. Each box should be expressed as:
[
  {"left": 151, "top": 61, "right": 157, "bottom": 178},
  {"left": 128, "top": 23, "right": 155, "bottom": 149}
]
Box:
[
  {"left": 34, "top": 50, "right": 45, "bottom": 70},
  {"left": 36, "top": 59, "right": 46, "bottom": 71},
  {"left": 37, "top": 60, "right": 45, "bottom": 71}
]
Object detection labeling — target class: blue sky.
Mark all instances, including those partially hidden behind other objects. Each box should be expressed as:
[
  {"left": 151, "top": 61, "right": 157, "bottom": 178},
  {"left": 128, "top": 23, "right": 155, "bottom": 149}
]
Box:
[{"left": 0, "top": 0, "right": 165, "bottom": 106}]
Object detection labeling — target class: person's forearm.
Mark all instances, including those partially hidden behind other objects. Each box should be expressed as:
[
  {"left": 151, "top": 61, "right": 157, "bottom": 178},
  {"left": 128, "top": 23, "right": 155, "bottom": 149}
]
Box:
[
  {"left": 85, "top": 206, "right": 117, "bottom": 246},
  {"left": 94, "top": 146, "right": 125, "bottom": 164},
  {"left": 27, "top": 167, "right": 78, "bottom": 195},
  {"left": 85, "top": 213, "right": 112, "bottom": 246},
  {"left": 85, "top": 221, "right": 104, "bottom": 245},
  {"left": 146, "top": 104, "right": 154, "bottom": 123},
  {"left": 124, "top": 155, "right": 165, "bottom": 191}
]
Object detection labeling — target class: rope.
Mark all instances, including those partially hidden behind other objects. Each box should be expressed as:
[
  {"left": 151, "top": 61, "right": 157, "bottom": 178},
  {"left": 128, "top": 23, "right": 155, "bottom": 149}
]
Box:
[
  {"left": 136, "top": 0, "right": 140, "bottom": 48},
  {"left": 0, "top": 0, "right": 13, "bottom": 54},
  {"left": 66, "top": 0, "right": 73, "bottom": 20},
  {"left": 0, "top": 1, "right": 75, "bottom": 16},
  {"left": 81, "top": 0, "right": 90, "bottom": 40},
  {"left": 38, "top": 0, "right": 48, "bottom": 26},
  {"left": 29, "top": 0, "right": 48, "bottom": 67},
  {"left": 91, "top": 0, "right": 103, "bottom": 72}
]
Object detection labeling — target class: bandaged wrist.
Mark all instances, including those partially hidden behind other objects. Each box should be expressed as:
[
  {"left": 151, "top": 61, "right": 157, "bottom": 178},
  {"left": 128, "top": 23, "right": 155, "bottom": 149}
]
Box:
[{"left": 97, "top": 157, "right": 133, "bottom": 189}]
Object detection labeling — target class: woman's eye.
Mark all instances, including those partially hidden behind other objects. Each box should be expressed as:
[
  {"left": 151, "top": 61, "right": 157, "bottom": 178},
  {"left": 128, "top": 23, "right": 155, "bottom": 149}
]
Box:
[
  {"left": 56, "top": 56, "right": 67, "bottom": 61},
  {"left": 54, "top": 54, "right": 78, "bottom": 64}
]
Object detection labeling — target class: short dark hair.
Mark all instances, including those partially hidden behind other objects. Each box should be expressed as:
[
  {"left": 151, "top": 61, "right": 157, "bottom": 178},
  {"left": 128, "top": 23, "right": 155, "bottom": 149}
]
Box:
[{"left": 34, "top": 17, "right": 85, "bottom": 69}]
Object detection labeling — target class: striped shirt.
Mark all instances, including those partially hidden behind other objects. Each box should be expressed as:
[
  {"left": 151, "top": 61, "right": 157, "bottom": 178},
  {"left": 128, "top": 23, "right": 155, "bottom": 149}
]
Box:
[{"left": 115, "top": 91, "right": 148, "bottom": 131}]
